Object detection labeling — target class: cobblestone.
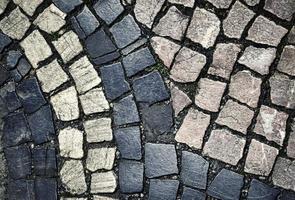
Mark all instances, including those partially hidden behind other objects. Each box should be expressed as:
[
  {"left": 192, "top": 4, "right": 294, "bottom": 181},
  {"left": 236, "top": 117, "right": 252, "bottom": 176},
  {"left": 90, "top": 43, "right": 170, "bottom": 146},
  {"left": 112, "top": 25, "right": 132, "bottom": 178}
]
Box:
[
  {"left": 84, "top": 118, "right": 113, "bottom": 143},
  {"left": 264, "top": 0, "right": 295, "bottom": 21},
  {"left": 170, "top": 84, "right": 192, "bottom": 116},
  {"left": 288, "top": 26, "right": 295, "bottom": 44},
  {"left": 149, "top": 179, "right": 179, "bottom": 200},
  {"left": 272, "top": 157, "right": 295, "bottom": 191},
  {"left": 53, "top": 0, "right": 82, "bottom": 13},
  {"left": 244, "top": 0, "right": 260, "bottom": 6},
  {"left": 94, "top": 0, "right": 124, "bottom": 25},
  {"left": 207, "top": 0, "right": 233, "bottom": 8},
  {"left": 91, "top": 171, "right": 117, "bottom": 193},
  {"left": 277, "top": 45, "right": 295, "bottom": 76},
  {"left": 169, "top": 0, "right": 194, "bottom": 7},
  {"left": 13, "top": 0, "right": 43, "bottom": 16},
  {"left": 248, "top": 179, "right": 280, "bottom": 200},
  {"left": 287, "top": 119, "right": 295, "bottom": 158},
  {"left": 0, "top": 0, "right": 8, "bottom": 14},
  {"left": 86, "top": 147, "right": 116, "bottom": 171},
  {"left": 182, "top": 187, "right": 206, "bottom": 199}
]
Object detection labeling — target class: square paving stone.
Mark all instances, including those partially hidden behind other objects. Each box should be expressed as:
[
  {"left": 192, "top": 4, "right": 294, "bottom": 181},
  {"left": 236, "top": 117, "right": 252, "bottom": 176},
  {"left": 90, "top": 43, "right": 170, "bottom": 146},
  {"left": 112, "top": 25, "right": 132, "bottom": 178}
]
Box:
[
  {"left": 33, "top": 147, "right": 56, "bottom": 176},
  {"left": 100, "top": 62, "right": 130, "bottom": 100},
  {"left": 0, "top": 81, "right": 22, "bottom": 112},
  {"left": 86, "top": 147, "right": 116, "bottom": 171},
  {"left": 35, "top": 178, "right": 57, "bottom": 200},
  {"left": 272, "top": 157, "right": 295, "bottom": 191},
  {"left": 181, "top": 151, "right": 209, "bottom": 189},
  {"left": 248, "top": 179, "right": 280, "bottom": 200},
  {"left": 94, "top": 0, "right": 124, "bottom": 25},
  {"left": 264, "top": 0, "right": 295, "bottom": 21},
  {"left": 52, "top": 0, "right": 82, "bottom": 13},
  {"left": 277, "top": 45, "right": 295, "bottom": 76},
  {"left": 4, "top": 145, "right": 31, "bottom": 179},
  {"left": 145, "top": 143, "right": 178, "bottom": 178},
  {"left": 84, "top": 118, "right": 113, "bottom": 143},
  {"left": 133, "top": 71, "right": 169, "bottom": 105},
  {"left": 0, "top": 32, "right": 11, "bottom": 53},
  {"left": 122, "top": 47, "right": 156, "bottom": 77},
  {"left": 110, "top": 15, "right": 141, "bottom": 48},
  {"left": 119, "top": 160, "right": 144, "bottom": 193},
  {"left": 113, "top": 95, "right": 140, "bottom": 126},
  {"left": 7, "top": 179, "right": 34, "bottom": 200},
  {"left": 148, "top": 179, "right": 179, "bottom": 200},
  {"left": 114, "top": 126, "right": 142, "bottom": 160},
  {"left": 181, "top": 187, "right": 206, "bottom": 200},
  {"left": 91, "top": 171, "right": 117, "bottom": 193},
  {"left": 207, "top": 169, "right": 244, "bottom": 200}
]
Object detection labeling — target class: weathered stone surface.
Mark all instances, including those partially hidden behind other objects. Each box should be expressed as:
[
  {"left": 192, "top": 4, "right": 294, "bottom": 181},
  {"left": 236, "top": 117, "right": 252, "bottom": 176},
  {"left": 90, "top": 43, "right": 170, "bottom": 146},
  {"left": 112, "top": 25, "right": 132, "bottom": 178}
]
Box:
[
  {"left": 6, "top": 50, "right": 22, "bottom": 69},
  {"left": 33, "top": 147, "right": 56, "bottom": 176},
  {"left": 149, "top": 179, "right": 179, "bottom": 200},
  {"left": 287, "top": 119, "right": 295, "bottom": 158},
  {"left": 288, "top": 26, "right": 295, "bottom": 44},
  {"left": 170, "top": 47, "right": 206, "bottom": 82},
  {"left": 208, "top": 43, "right": 241, "bottom": 79},
  {"left": 59, "top": 127, "right": 83, "bottom": 159},
  {"left": 94, "top": 0, "right": 124, "bottom": 24},
  {"left": 114, "top": 126, "right": 142, "bottom": 160},
  {"left": 245, "top": 139, "right": 278, "bottom": 176},
  {"left": 207, "top": 0, "right": 233, "bottom": 8},
  {"left": 36, "top": 59, "right": 69, "bottom": 93},
  {"left": 84, "top": 118, "right": 113, "bottom": 143},
  {"left": 87, "top": 147, "right": 116, "bottom": 171},
  {"left": 35, "top": 178, "right": 58, "bottom": 200},
  {"left": 207, "top": 169, "right": 244, "bottom": 200},
  {"left": 17, "top": 58, "right": 31, "bottom": 77},
  {"left": 0, "top": 0, "right": 9, "bottom": 15},
  {"left": 93, "top": 197, "right": 116, "bottom": 200},
  {"left": 79, "top": 88, "right": 109, "bottom": 115},
  {"left": 223, "top": 1, "right": 255, "bottom": 39},
  {"left": 0, "top": 81, "right": 21, "bottom": 112},
  {"left": 187, "top": 8, "right": 220, "bottom": 48},
  {"left": 91, "top": 171, "right": 117, "bottom": 193},
  {"left": 21, "top": 30, "right": 52, "bottom": 68},
  {"left": 50, "top": 86, "right": 79, "bottom": 121},
  {"left": 145, "top": 143, "right": 178, "bottom": 178},
  {"left": 182, "top": 187, "right": 206, "bottom": 200},
  {"left": 154, "top": 6, "right": 189, "bottom": 40},
  {"left": 34, "top": 4, "right": 66, "bottom": 33},
  {"left": 269, "top": 72, "right": 295, "bottom": 109},
  {"left": 181, "top": 151, "right": 209, "bottom": 189},
  {"left": 170, "top": 84, "right": 192, "bottom": 116},
  {"left": 119, "top": 160, "right": 144, "bottom": 193},
  {"left": 272, "top": 157, "right": 295, "bottom": 191},
  {"left": 13, "top": 0, "right": 43, "bottom": 16},
  {"left": 110, "top": 15, "right": 141, "bottom": 48},
  {"left": 277, "top": 45, "right": 295, "bottom": 76},
  {"left": 7, "top": 179, "right": 34, "bottom": 200},
  {"left": 254, "top": 105, "right": 288, "bottom": 145},
  {"left": 247, "top": 16, "right": 288, "bottom": 46},
  {"left": 60, "top": 160, "right": 87, "bottom": 194},
  {"left": 204, "top": 129, "right": 246, "bottom": 165},
  {"left": 134, "top": 0, "right": 165, "bottom": 28},
  {"left": 52, "top": 0, "right": 82, "bottom": 13},
  {"left": 122, "top": 38, "right": 147, "bottom": 55},
  {"left": 216, "top": 100, "right": 254, "bottom": 134},
  {"left": 244, "top": 0, "right": 260, "bottom": 6},
  {"left": 281, "top": 190, "right": 295, "bottom": 200},
  {"left": 264, "top": 0, "right": 295, "bottom": 21},
  {"left": 175, "top": 108, "right": 210, "bottom": 149},
  {"left": 238, "top": 46, "right": 276, "bottom": 75},
  {"left": 195, "top": 78, "right": 226, "bottom": 112},
  {"left": 151, "top": 36, "right": 181, "bottom": 68},
  {"left": 169, "top": 0, "right": 194, "bottom": 7},
  {"left": 248, "top": 179, "right": 280, "bottom": 200},
  {"left": 0, "top": 153, "right": 6, "bottom": 197},
  {"left": 0, "top": 32, "right": 11, "bottom": 53}
]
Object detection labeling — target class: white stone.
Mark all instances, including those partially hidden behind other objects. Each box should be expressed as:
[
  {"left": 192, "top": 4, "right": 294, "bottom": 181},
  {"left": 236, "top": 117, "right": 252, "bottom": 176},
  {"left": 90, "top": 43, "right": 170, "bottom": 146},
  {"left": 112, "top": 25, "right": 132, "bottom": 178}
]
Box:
[
  {"left": 13, "top": 0, "right": 43, "bottom": 16},
  {"left": 93, "top": 196, "right": 117, "bottom": 200},
  {"left": 84, "top": 118, "right": 113, "bottom": 143},
  {"left": 168, "top": 0, "right": 194, "bottom": 7},
  {"left": 86, "top": 147, "right": 116, "bottom": 171},
  {"left": 59, "top": 127, "right": 84, "bottom": 159},
  {"left": 0, "top": 0, "right": 9, "bottom": 15},
  {"left": 91, "top": 171, "right": 117, "bottom": 193}
]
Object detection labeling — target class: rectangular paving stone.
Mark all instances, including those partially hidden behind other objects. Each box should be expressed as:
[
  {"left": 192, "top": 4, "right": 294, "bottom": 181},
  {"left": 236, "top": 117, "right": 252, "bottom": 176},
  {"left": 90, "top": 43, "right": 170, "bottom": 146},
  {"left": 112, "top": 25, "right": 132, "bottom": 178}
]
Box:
[
  {"left": 7, "top": 179, "right": 34, "bottom": 200},
  {"left": 182, "top": 187, "right": 206, "bottom": 200},
  {"left": 248, "top": 179, "right": 280, "bottom": 200},
  {"left": 91, "top": 171, "right": 117, "bottom": 193},
  {"left": 33, "top": 147, "right": 56, "bottom": 176},
  {"left": 272, "top": 157, "right": 295, "bottom": 191},
  {"left": 84, "top": 118, "right": 113, "bottom": 143},
  {"left": 52, "top": 0, "right": 82, "bottom": 13},
  {"left": 94, "top": 0, "right": 124, "bottom": 25},
  {"left": 264, "top": 0, "right": 295, "bottom": 21},
  {"left": 148, "top": 179, "right": 179, "bottom": 200},
  {"left": 277, "top": 45, "right": 295, "bottom": 76},
  {"left": 86, "top": 147, "right": 116, "bottom": 171},
  {"left": 0, "top": 81, "right": 21, "bottom": 112},
  {"left": 35, "top": 178, "right": 57, "bottom": 200}
]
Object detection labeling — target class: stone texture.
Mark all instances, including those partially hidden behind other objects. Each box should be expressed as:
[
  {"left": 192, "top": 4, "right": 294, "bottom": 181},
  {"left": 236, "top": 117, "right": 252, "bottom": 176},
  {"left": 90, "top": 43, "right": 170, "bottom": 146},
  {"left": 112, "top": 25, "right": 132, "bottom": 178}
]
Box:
[
  {"left": 238, "top": 46, "right": 276, "bottom": 75},
  {"left": 13, "top": 0, "right": 43, "bottom": 16},
  {"left": 0, "top": 32, "right": 11, "bottom": 53},
  {"left": 269, "top": 72, "right": 295, "bottom": 109},
  {"left": 0, "top": 7, "right": 30, "bottom": 40},
  {"left": 50, "top": 86, "right": 79, "bottom": 121},
  {"left": 194, "top": 78, "right": 226, "bottom": 112},
  {"left": 288, "top": 26, "right": 295, "bottom": 44},
  {"left": 91, "top": 171, "right": 117, "bottom": 193},
  {"left": 151, "top": 36, "right": 181, "bottom": 68},
  {"left": 59, "top": 127, "right": 83, "bottom": 159},
  {"left": 169, "top": 0, "right": 194, "bottom": 7},
  {"left": 181, "top": 151, "right": 209, "bottom": 189},
  {"left": 208, "top": 43, "right": 241, "bottom": 79},
  {"left": 6, "top": 50, "right": 22, "bottom": 69},
  {"left": 149, "top": 179, "right": 179, "bottom": 200},
  {"left": 21, "top": 30, "right": 52, "bottom": 68},
  {"left": 33, "top": 147, "right": 56, "bottom": 176},
  {"left": 53, "top": 31, "right": 83, "bottom": 63},
  {"left": 223, "top": 1, "right": 255, "bottom": 39},
  {"left": 122, "top": 38, "right": 147, "bottom": 55},
  {"left": 272, "top": 157, "right": 295, "bottom": 191},
  {"left": 34, "top": 4, "right": 66, "bottom": 33},
  {"left": 170, "top": 84, "right": 192, "bottom": 116},
  {"left": 79, "top": 88, "right": 109, "bottom": 115},
  {"left": 175, "top": 108, "right": 210, "bottom": 149},
  {"left": 170, "top": 47, "right": 206, "bottom": 82},
  {"left": 229, "top": 70, "right": 262, "bottom": 108},
  {"left": 187, "top": 8, "right": 220, "bottom": 48},
  {"left": 216, "top": 100, "right": 255, "bottom": 134},
  {"left": 154, "top": 6, "right": 189, "bottom": 40},
  {"left": 60, "top": 160, "right": 87, "bottom": 194},
  {"left": 182, "top": 187, "right": 206, "bottom": 200},
  {"left": 277, "top": 45, "right": 295, "bottom": 76},
  {"left": 17, "top": 58, "right": 31, "bottom": 77},
  {"left": 7, "top": 179, "right": 34, "bottom": 200},
  {"left": 145, "top": 143, "right": 178, "bottom": 178},
  {"left": 247, "top": 16, "right": 288, "bottom": 46},
  {"left": 248, "top": 179, "right": 280, "bottom": 200},
  {"left": 36, "top": 59, "right": 69, "bottom": 93},
  {"left": 203, "top": 129, "right": 246, "bottom": 165},
  {"left": 87, "top": 148, "right": 116, "bottom": 171},
  {"left": 0, "top": 0, "right": 9, "bottom": 14},
  {"left": 84, "top": 118, "right": 113, "bottom": 143},
  {"left": 245, "top": 139, "right": 279, "bottom": 176},
  {"left": 264, "top": 0, "right": 295, "bottom": 21},
  {"left": 52, "top": 0, "right": 82, "bottom": 13},
  {"left": 94, "top": 0, "right": 124, "bottom": 24},
  {"left": 0, "top": 81, "right": 21, "bottom": 112},
  {"left": 287, "top": 119, "right": 295, "bottom": 158},
  {"left": 35, "top": 178, "right": 58, "bottom": 200},
  {"left": 254, "top": 105, "right": 288, "bottom": 145},
  {"left": 134, "top": 0, "right": 165, "bottom": 28},
  {"left": 207, "top": 0, "right": 233, "bottom": 8},
  {"left": 244, "top": 0, "right": 260, "bottom": 6}
]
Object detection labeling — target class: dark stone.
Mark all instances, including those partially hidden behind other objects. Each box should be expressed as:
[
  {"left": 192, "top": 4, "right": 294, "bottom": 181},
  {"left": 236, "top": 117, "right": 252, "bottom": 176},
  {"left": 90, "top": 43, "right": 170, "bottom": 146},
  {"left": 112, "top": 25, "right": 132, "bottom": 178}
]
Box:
[
  {"left": 281, "top": 190, "right": 295, "bottom": 200},
  {"left": 0, "top": 97, "right": 9, "bottom": 118},
  {"left": 181, "top": 151, "right": 209, "bottom": 190},
  {"left": 149, "top": 179, "right": 179, "bottom": 200},
  {"left": 16, "top": 77, "right": 46, "bottom": 113},
  {"left": 0, "top": 82, "right": 22, "bottom": 112},
  {"left": 92, "top": 51, "right": 120, "bottom": 65},
  {"left": 7, "top": 179, "right": 34, "bottom": 200},
  {"left": 113, "top": 95, "right": 140, "bottom": 126},
  {"left": 17, "top": 58, "right": 31, "bottom": 77},
  {"left": 123, "top": 47, "right": 156, "bottom": 77},
  {"left": 145, "top": 143, "right": 178, "bottom": 178},
  {"left": 119, "top": 160, "right": 144, "bottom": 193},
  {"left": 100, "top": 62, "right": 130, "bottom": 100},
  {"left": 248, "top": 179, "right": 280, "bottom": 200},
  {"left": 181, "top": 187, "right": 206, "bottom": 200},
  {"left": 94, "top": 0, "right": 124, "bottom": 24},
  {"left": 4, "top": 145, "right": 31, "bottom": 179},
  {"left": 52, "top": 0, "right": 82, "bottom": 13},
  {"left": 85, "top": 29, "right": 117, "bottom": 58},
  {"left": 35, "top": 178, "right": 57, "bottom": 200},
  {"left": 207, "top": 169, "right": 244, "bottom": 200},
  {"left": 10, "top": 69, "right": 22, "bottom": 82},
  {"left": 133, "top": 71, "right": 169, "bottom": 105},
  {"left": 114, "top": 126, "right": 142, "bottom": 160},
  {"left": 28, "top": 105, "right": 55, "bottom": 144},
  {"left": 0, "top": 67, "right": 9, "bottom": 85},
  {"left": 33, "top": 147, "right": 56, "bottom": 177},
  {"left": 3, "top": 112, "right": 31, "bottom": 147},
  {"left": 0, "top": 32, "right": 11, "bottom": 53},
  {"left": 110, "top": 15, "right": 141, "bottom": 48},
  {"left": 6, "top": 50, "right": 22, "bottom": 69}
]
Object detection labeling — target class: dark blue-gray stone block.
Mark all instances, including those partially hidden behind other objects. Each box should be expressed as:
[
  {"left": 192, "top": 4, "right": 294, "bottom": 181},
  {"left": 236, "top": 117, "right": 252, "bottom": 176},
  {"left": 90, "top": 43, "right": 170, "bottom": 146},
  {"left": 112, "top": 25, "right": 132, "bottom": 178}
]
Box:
[
  {"left": 248, "top": 179, "right": 280, "bottom": 200},
  {"left": 92, "top": 51, "right": 120, "bottom": 65},
  {"left": 182, "top": 187, "right": 206, "bottom": 200},
  {"left": 52, "top": 0, "right": 82, "bottom": 13},
  {"left": 94, "top": 0, "right": 124, "bottom": 25},
  {"left": 281, "top": 190, "right": 295, "bottom": 200},
  {"left": 6, "top": 50, "right": 22, "bottom": 69},
  {"left": 7, "top": 179, "right": 34, "bottom": 200},
  {"left": 0, "top": 32, "right": 11, "bottom": 53},
  {"left": 149, "top": 179, "right": 179, "bottom": 200},
  {"left": 33, "top": 147, "right": 56, "bottom": 176},
  {"left": 17, "top": 58, "right": 31, "bottom": 77},
  {"left": 0, "top": 67, "right": 9, "bottom": 85},
  {"left": 0, "top": 82, "right": 22, "bottom": 112},
  {"left": 35, "top": 178, "right": 57, "bottom": 200}
]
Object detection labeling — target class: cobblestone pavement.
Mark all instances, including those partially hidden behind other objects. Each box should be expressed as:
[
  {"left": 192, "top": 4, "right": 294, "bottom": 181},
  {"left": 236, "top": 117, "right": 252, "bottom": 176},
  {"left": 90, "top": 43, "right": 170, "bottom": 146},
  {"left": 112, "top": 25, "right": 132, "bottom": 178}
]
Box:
[{"left": 0, "top": 0, "right": 294, "bottom": 199}]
